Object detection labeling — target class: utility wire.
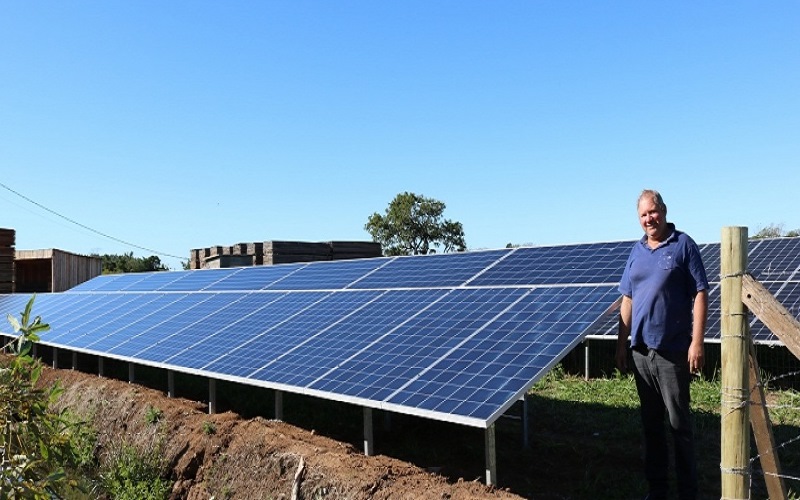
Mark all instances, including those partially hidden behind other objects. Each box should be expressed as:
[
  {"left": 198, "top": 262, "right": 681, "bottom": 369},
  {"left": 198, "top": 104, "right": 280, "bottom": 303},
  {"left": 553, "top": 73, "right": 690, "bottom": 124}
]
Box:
[{"left": 0, "top": 181, "right": 186, "bottom": 260}]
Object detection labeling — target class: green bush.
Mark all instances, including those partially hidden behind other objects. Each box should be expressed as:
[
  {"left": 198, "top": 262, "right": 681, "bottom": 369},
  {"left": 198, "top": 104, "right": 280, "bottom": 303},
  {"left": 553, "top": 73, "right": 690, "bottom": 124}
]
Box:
[{"left": 99, "top": 439, "right": 170, "bottom": 500}]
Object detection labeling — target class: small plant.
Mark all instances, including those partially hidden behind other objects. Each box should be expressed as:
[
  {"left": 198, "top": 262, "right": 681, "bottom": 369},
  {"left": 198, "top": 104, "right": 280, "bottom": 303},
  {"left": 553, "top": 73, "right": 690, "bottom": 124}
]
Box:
[
  {"left": 202, "top": 420, "right": 217, "bottom": 435},
  {"left": 145, "top": 406, "right": 163, "bottom": 425},
  {"left": 99, "top": 437, "right": 169, "bottom": 500}
]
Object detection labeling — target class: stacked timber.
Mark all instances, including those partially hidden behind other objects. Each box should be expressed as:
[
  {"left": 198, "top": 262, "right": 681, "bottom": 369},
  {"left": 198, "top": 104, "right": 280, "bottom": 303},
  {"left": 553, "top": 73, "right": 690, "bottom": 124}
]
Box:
[
  {"left": 189, "top": 240, "right": 382, "bottom": 269},
  {"left": 263, "top": 241, "right": 332, "bottom": 265},
  {"left": 330, "top": 241, "right": 382, "bottom": 260},
  {"left": 0, "top": 228, "right": 15, "bottom": 293}
]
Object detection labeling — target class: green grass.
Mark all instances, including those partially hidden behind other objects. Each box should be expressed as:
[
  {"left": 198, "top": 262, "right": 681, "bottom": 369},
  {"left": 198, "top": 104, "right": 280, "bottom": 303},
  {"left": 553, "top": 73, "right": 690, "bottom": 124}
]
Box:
[{"left": 516, "top": 367, "right": 800, "bottom": 499}]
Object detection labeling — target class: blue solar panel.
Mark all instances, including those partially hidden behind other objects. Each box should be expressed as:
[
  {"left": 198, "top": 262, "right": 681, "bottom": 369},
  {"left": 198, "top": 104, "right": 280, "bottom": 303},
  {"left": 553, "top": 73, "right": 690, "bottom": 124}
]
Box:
[
  {"left": 90, "top": 294, "right": 218, "bottom": 354},
  {"left": 471, "top": 242, "right": 631, "bottom": 286},
  {"left": 68, "top": 274, "right": 125, "bottom": 292},
  {"left": 203, "top": 291, "right": 384, "bottom": 377},
  {"left": 385, "top": 286, "right": 618, "bottom": 420},
  {"left": 138, "top": 292, "right": 297, "bottom": 365},
  {"left": 699, "top": 242, "right": 721, "bottom": 283},
  {"left": 250, "top": 289, "right": 447, "bottom": 385},
  {"left": 205, "top": 263, "right": 304, "bottom": 291},
  {"left": 309, "top": 288, "right": 529, "bottom": 400},
  {"left": 748, "top": 237, "right": 800, "bottom": 281},
  {"left": 265, "top": 258, "right": 389, "bottom": 290},
  {"left": 349, "top": 250, "right": 507, "bottom": 289},
  {"left": 157, "top": 268, "right": 239, "bottom": 291}
]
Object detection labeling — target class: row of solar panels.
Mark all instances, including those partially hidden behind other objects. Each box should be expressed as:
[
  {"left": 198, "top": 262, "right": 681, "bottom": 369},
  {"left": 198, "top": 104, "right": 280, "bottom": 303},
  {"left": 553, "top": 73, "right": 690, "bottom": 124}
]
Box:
[
  {"left": 0, "top": 283, "right": 618, "bottom": 426},
  {"left": 2, "top": 237, "right": 799, "bottom": 427},
  {"left": 69, "top": 241, "right": 635, "bottom": 292}
]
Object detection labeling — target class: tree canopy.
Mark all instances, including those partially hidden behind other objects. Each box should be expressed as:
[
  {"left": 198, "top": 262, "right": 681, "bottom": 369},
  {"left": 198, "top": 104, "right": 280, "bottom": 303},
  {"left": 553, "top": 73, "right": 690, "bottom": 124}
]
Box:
[
  {"left": 96, "top": 252, "right": 169, "bottom": 274},
  {"left": 751, "top": 223, "right": 800, "bottom": 239},
  {"left": 365, "top": 192, "right": 466, "bottom": 256}
]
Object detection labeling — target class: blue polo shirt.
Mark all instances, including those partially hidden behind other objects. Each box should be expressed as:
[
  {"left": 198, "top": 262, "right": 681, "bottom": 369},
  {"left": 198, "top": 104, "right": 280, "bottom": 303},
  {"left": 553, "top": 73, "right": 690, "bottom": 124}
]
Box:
[{"left": 619, "top": 224, "right": 709, "bottom": 351}]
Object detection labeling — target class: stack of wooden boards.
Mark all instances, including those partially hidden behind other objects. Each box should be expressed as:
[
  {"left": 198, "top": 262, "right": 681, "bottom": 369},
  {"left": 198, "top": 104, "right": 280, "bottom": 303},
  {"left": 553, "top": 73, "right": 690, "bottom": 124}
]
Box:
[
  {"left": 189, "top": 240, "right": 382, "bottom": 270},
  {"left": 0, "top": 228, "right": 15, "bottom": 293}
]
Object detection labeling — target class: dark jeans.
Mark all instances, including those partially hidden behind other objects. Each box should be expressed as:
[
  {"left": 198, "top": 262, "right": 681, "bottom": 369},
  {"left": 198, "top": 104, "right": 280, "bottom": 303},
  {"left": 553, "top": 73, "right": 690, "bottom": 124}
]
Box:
[{"left": 632, "top": 348, "right": 698, "bottom": 500}]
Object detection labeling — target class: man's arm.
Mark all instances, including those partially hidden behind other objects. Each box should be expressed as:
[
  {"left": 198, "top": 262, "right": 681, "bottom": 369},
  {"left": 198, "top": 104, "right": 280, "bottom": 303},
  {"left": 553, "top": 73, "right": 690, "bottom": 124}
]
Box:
[
  {"left": 688, "top": 289, "right": 708, "bottom": 373},
  {"left": 616, "top": 295, "right": 632, "bottom": 372}
]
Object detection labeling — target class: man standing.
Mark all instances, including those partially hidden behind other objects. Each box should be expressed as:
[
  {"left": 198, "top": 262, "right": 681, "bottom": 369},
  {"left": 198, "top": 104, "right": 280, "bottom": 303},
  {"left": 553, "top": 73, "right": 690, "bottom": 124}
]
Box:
[{"left": 616, "top": 189, "right": 709, "bottom": 500}]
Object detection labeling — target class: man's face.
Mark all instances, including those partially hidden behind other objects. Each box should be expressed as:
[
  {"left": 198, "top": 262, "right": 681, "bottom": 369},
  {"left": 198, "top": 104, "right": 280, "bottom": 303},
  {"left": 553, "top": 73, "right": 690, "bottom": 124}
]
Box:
[{"left": 638, "top": 196, "right": 668, "bottom": 242}]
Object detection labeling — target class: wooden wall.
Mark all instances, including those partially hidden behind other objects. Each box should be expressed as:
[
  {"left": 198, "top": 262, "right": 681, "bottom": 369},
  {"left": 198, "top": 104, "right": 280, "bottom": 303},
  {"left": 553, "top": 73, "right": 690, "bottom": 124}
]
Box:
[
  {"left": 15, "top": 249, "right": 102, "bottom": 293},
  {"left": 0, "top": 228, "right": 14, "bottom": 293}
]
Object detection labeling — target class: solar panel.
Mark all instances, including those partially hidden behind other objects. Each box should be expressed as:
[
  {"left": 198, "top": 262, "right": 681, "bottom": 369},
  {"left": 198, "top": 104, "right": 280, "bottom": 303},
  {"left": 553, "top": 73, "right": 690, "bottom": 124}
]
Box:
[
  {"left": 3, "top": 237, "right": 799, "bottom": 429},
  {"left": 349, "top": 250, "right": 508, "bottom": 289},
  {"left": 471, "top": 242, "right": 631, "bottom": 286}
]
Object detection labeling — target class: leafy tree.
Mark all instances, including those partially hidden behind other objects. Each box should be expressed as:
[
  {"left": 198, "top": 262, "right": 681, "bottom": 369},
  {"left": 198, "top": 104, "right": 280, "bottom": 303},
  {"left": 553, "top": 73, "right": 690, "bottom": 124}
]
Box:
[
  {"left": 95, "top": 252, "right": 169, "bottom": 274},
  {"left": 1, "top": 296, "right": 80, "bottom": 498},
  {"left": 751, "top": 224, "right": 800, "bottom": 239},
  {"left": 365, "top": 192, "right": 466, "bottom": 256}
]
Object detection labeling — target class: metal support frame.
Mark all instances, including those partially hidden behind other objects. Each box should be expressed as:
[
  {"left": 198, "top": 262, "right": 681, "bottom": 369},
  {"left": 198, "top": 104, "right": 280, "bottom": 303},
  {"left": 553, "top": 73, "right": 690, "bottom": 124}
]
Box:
[
  {"left": 363, "top": 407, "right": 374, "bottom": 456},
  {"left": 584, "top": 341, "right": 590, "bottom": 380},
  {"left": 522, "top": 394, "right": 530, "bottom": 449},
  {"left": 485, "top": 423, "right": 497, "bottom": 486},
  {"left": 208, "top": 379, "right": 217, "bottom": 415},
  {"left": 98, "top": 357, "right": 104, "bottom": 377},
  {"left": 128, "top": 363, "right": 135, "bottom": 383},
  {"left": 72, "top": 352, "right": 78, "bottom": 370},
  {"left": 167, "top": 370, "right": 175, "bottom": 398},
  {"left": 275, "top": 390, "right": 284, "bottom": 421},
  {"left": 52, "top": 347, "right": 58, "bottom": 369}
]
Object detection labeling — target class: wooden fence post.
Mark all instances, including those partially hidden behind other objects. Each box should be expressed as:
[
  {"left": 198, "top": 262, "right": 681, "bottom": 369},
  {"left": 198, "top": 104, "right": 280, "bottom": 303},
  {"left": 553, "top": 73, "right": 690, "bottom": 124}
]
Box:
[{"left": 720, "top": 226, "right": 750, "bottom": 499}]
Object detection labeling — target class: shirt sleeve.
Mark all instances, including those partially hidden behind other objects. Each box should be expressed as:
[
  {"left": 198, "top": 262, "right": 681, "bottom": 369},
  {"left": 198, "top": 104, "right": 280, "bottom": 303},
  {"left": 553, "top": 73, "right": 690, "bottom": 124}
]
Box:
[{"left": 685, "top": 238, "right": 710, "bottom": 292}]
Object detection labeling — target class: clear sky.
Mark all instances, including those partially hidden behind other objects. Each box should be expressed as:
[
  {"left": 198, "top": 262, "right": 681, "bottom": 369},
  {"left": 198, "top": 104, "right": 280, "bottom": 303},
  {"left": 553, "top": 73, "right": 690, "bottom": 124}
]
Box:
[{"left": 2, "top": 2, "right": 798, "bottom": 270}]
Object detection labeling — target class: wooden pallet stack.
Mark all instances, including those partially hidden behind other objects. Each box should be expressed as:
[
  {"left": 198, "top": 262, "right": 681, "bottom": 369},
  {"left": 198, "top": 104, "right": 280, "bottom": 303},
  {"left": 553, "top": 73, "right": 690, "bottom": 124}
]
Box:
[
  {"left": 189, "top": 240, "right": 382, "bottom": 269},
  {"left": 0, "top": 228, "right": 15, "bottom": 293},
  {"left": 330, "top": 241, "right": 382, "bottom": 261}
]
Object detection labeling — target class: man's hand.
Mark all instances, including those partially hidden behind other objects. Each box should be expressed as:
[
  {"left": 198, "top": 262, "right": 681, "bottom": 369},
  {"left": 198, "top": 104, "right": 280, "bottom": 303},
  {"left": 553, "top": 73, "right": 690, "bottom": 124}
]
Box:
[
  {"left": 688, "top": 340, "right": 704, "bottom": 374},
  {"left": 615, "top": 343, "right": 628, "bottom": 373}
]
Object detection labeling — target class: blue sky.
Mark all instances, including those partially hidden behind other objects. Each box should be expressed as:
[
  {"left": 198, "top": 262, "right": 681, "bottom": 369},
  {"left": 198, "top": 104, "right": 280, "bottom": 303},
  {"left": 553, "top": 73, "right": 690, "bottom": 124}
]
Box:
[{"left": 2, "top": 2, "right": 798, "bottom": 270}]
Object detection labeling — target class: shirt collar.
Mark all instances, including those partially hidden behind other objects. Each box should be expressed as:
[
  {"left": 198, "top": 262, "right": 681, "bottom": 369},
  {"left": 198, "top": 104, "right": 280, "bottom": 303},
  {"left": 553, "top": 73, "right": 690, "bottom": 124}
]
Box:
[{"left": 638, "top": 222, "right": 677, "bottom": 248}]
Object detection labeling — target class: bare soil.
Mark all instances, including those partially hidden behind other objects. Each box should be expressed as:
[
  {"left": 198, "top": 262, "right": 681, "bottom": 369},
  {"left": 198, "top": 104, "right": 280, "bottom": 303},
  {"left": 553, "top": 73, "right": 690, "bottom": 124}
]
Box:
[{"left": 40, "top": 367, "right": 527, "bottom": 500}]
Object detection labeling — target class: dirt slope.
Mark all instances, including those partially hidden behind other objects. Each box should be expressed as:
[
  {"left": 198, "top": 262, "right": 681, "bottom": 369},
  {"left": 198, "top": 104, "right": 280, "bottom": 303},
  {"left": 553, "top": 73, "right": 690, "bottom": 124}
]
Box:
[{"left": 40, "top": 367, "right": 523, "bottom": 500}]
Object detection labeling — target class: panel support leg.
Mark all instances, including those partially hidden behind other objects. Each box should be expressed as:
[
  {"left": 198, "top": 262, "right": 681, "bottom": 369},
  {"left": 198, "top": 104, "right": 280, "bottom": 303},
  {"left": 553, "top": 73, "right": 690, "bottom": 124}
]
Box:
[
  {"left": 485, "top": 423, "right": 497, "bottom": 487},
  {"left": 167, "top": 370, "right": 175, "bottom": 398},
  {"left": 523, "top": 394, "right": 530, "bottom": 449},
  {"left": 275, "top": 390, "right": 284, "bottom": 421},
  {"left": 363, "top": 407, "right": 374, "bottom": 457},
  {"left": 52, "top": 347, "right": 58, "bottom": 369},
  {"left": 128, "top": 363, "right": 135, "bottom": 383},
  {"left": 72, "top": 352, "right": 78, "bottom": 370},
  {"left": 584, "top": 341, "right": 590, "bottom": 380},
  {"left": 32, "top": 343, "right": 37, "bottom": 358},
  {"left": 98, "top": 357, "right": 104, "bottom": 378},
  {"left": 209, "top": 379, "right": 217, "bottom": 415}
]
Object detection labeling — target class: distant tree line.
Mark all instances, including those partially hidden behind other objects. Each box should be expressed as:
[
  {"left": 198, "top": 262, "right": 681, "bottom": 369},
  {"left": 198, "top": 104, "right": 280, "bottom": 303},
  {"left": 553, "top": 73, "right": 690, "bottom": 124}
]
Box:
[
  {"left": 751, "top": 224, "right": 800, "bottom": 239},
  {"left": 93, "top": 252, "right": 168, "bottom": 274}
]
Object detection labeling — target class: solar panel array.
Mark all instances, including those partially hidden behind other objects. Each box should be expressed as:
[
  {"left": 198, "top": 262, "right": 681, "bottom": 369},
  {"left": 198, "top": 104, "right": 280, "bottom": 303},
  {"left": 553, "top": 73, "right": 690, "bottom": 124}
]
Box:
[{"left": 1, "top": 237, "right": 798, "bottom": 428}]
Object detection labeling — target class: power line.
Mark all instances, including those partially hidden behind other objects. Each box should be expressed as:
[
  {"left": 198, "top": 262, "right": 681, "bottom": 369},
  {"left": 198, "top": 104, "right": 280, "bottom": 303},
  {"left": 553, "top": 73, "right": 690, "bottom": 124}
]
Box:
[{"left": 0, "top": 181, "right": 186, "bottom": 261}]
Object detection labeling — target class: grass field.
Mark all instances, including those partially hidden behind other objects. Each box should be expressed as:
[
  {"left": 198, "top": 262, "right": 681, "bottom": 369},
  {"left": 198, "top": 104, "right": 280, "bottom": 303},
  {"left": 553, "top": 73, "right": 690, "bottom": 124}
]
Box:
[{"left": 514, "top": 366, "right": 800, "bottom": 499}]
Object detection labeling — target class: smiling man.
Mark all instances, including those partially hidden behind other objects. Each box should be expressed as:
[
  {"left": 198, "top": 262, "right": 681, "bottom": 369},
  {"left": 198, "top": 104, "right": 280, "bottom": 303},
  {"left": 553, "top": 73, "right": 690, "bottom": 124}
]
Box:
[{"left": 616, "top": 189, "right": 709, "bottom": 500}]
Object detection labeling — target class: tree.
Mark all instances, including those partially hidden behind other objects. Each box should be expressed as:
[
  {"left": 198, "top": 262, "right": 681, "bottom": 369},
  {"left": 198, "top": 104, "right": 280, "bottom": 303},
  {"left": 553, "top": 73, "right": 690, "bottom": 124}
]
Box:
[
  {"left": 95, "top": 253, "right": 169, "bottom": 274},
  {"left": 751, "top": 224, "right": 800, "bottom": 239},
  {"left": 365, "top": 192, "right": 466, "bottom": 256}
]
